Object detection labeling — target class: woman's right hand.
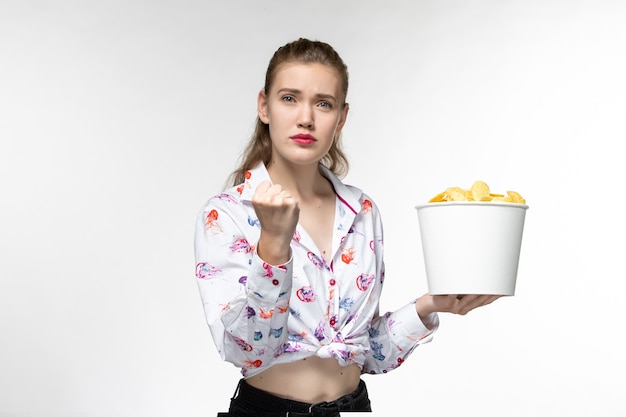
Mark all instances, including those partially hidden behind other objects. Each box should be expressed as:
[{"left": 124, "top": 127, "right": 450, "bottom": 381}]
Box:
[{"left": 252, "top": 180, "right": 300, "bottom": 265}]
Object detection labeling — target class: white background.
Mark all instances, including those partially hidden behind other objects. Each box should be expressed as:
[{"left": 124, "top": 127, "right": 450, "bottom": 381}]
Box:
[{"left": 1, "top": 1, "right": 625, "bottom": 416}]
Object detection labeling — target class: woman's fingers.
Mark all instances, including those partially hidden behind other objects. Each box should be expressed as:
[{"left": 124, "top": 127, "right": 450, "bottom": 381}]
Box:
[
  {"left": 455, "top": 294, "right": 502, "bottom": 315},
  {"left": 253, "top": 182, "right": 298, "bottom": 210},
  {"left": 429, "top": 294, "right": 502, "bottom": 315},
  {"left": 252, "top": 181, "right": 300, "bottom": 264}
]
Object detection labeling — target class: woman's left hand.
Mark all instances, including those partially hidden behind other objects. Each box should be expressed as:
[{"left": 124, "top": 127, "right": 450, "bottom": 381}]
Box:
[{"left": 415, "top": 294, "right": 502, "bottom": 323}]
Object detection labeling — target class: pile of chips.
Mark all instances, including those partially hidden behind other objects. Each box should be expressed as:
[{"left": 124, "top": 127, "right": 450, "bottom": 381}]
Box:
[{"left": 429, "top": 180, "right": 526, "bottom": 204}]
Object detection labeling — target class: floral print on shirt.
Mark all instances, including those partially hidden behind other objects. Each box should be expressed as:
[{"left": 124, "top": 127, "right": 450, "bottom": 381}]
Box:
[{"left": 194, "top": 162, "right": 438, "bottom": 377}]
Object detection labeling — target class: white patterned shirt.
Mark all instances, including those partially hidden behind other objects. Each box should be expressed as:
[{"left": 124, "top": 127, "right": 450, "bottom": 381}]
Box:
[{"left": 194, "top": 162, "right": 438, "bottom": 377}]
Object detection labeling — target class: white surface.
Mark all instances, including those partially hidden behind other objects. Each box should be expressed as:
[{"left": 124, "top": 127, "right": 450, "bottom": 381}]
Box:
[
  {"left": 1, "top": 1, "right": 625, "bottom": 417},
  {"left": 416, "top": 202, "right": 527, "bottom": 295}
]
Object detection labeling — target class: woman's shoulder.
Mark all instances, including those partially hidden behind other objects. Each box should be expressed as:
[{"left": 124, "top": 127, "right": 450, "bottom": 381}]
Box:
[
  {"left": 196, "top": 183, "right": 261, "bottom": 236},
  {"left": 203, "top": 184, "right": 248, "bottom": 208},
  {"left": 195, "top": 182, "right": 249, "bottom": 220}
]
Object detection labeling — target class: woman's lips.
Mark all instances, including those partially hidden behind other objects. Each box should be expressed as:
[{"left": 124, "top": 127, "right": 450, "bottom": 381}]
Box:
[{"left": 291, "top": 133, "right": 316, "bottom": 145}]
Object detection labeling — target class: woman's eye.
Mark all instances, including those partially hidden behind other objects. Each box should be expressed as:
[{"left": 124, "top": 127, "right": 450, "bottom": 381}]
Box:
[
  {"left": 319, "top": 101, "right": 332, "bottom": 109},
  {"left": 282, "top": 96, "right": 295, "bottom": 103}
]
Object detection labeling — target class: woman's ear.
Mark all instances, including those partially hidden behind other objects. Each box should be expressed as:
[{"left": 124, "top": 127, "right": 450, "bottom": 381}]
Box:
[
  {"left": 257, "top": 90, "right": 270, "bottom": 124},
  {"left": 335, "top": 102, "right": 350, "bottom": 134}
]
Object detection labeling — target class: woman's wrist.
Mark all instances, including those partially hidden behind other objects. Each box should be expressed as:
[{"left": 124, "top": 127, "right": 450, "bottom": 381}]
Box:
[
  {"left": 415, "top": 295, "right": 435, "bottom": 320},
  {"left": 257, "top": 234, "right": 291, "bottom": 265}
]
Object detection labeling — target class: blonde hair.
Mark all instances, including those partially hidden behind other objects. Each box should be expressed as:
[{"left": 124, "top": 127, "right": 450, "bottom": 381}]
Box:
[{"left": 228, "top": 38, "right": 350, "bottom": 186}]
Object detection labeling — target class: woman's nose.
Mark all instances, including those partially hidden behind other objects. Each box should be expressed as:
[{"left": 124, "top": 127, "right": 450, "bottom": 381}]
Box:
[{"left": 297, "top": 105, "right": 314, "bottom": 128}]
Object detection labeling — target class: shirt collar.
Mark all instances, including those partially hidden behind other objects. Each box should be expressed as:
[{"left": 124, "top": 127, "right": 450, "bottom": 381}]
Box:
[{"left": 238, "top": 162, "right": 363, "bottom": 214}]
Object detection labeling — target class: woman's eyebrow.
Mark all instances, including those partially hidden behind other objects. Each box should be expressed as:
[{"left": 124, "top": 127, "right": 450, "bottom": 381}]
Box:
[
  {"left": 315, "top": 93, "right": 337, "bottom": 102},
  {"left": 276, "top": 88, "right": 337, "bottom": 101}
]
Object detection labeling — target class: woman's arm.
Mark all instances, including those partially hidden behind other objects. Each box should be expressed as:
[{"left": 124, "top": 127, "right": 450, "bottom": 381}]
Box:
[{"left": 194, "top": 188, "right": 296, "bottom": 375}]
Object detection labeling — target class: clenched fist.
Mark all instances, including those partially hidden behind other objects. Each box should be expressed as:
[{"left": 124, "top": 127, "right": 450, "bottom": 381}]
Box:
[{"left": 252, "top": 181, "right": 300, "bottom": 265}]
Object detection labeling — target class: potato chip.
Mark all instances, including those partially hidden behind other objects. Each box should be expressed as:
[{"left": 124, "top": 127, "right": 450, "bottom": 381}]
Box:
[
  {"left": 428, "top": 191, "right": 447, "bottom": 203},
  {"left": 471, "top": 180, "right": 491, "bottom": 201},
  {"left": 447, "top": 187, "right": 468, "bottom": 201},
  {"left": 506, "top": 191, "right": 526, "bottom": 204},
  {"left": 490, "top": 195, "right": 509, "bottom": 202},
  {"left": 428, "top": 181, "right": 526, "bottom": 204}
]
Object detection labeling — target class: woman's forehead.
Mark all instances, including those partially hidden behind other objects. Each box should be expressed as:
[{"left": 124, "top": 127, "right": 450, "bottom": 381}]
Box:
[{"left": 271, "top": 62, "right": 343, "bottom": 97}]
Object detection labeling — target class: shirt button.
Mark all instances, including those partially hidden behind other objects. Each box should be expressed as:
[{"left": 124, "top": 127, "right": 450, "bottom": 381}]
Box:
[
  {"left": 329, "top": 279, "right": 336, "bottom": 286},
  {"left": 272, "top": 279, "right": 279, "bottom": 286}
]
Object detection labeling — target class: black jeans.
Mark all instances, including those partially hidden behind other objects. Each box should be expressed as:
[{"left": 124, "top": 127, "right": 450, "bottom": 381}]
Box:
[{"left": 217, "top": 378, "right": 372, "bottom": 417}]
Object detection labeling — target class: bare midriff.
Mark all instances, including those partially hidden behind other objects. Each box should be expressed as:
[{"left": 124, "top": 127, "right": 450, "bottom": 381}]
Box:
[{"left": 245, "top": 356, "right": 362, "bottom": 403}]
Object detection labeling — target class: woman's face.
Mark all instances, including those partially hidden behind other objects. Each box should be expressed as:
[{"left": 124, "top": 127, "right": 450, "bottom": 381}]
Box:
[{"left": 258, "top": 62, "right": 349, "bottom": 169}]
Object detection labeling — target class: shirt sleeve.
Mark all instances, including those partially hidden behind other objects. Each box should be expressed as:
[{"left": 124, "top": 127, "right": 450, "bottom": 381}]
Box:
[
  {"left": 194, "top": 197, "right": 292, "bottom": 376},
  {"left": 361, "top": 198, "right": 440, "bottom": 374},
  {"left": 362, "top": 294, "right": 439, "bottom": 374}
]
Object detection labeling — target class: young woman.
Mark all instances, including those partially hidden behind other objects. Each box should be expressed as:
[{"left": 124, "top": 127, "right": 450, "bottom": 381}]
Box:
[{"left": 194, "top": 38, "right": 501, "bottom": 416}]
